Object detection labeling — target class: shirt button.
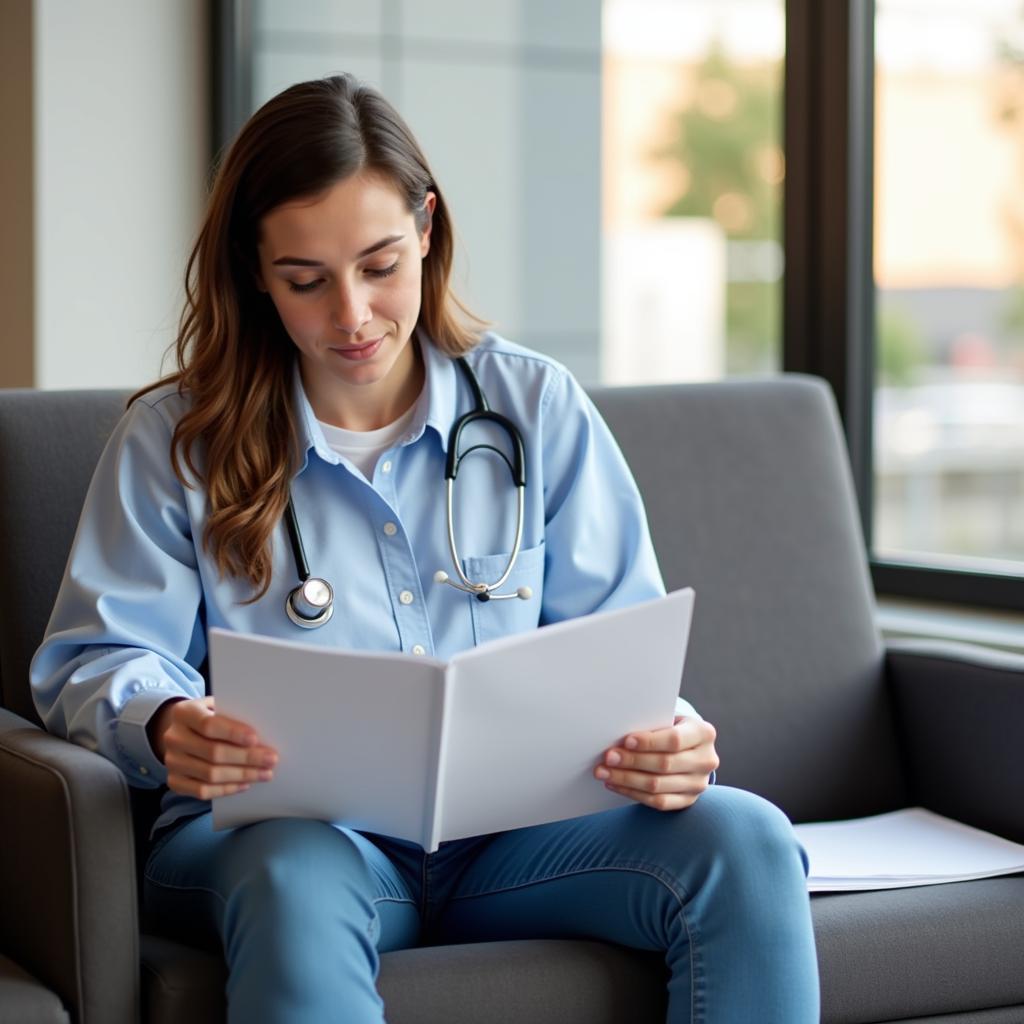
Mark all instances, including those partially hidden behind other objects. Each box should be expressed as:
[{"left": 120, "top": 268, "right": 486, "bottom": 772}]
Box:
[
  {"left": 412, "top": 644, "right": 426, "bottom": 656},
  {"left": 399, "top": 590, "right": 415, "bottom": 605},
  {"left": 383, "top": 522, "right": 397, "bottom": 537},
  {"left": 381, "top": 460, "right": 392, "bottom": 473},
  {"left": 140, "top": 766, "right": 150, "bottom": 776}
]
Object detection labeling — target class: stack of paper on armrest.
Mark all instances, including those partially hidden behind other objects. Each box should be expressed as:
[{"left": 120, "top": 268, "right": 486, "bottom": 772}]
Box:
[
  {"left": 792, "top": 808, "right": 1024, "bottom": 892},
  {"left": 208, "top": 588, "right": 694, "bottom": 852}
]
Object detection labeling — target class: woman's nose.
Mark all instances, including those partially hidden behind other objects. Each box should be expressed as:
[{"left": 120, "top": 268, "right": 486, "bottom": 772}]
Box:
[{"left": 332, "top": 282, "right": 371, "bottom": 334}]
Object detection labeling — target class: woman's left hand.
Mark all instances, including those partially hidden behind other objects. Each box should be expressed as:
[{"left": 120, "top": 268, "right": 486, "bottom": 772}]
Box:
[{"left": 594, "top": 716, "right": 719, "bottom": 811}]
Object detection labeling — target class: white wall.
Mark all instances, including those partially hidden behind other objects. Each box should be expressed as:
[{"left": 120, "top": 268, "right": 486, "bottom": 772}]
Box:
[{"left": 34, "top": 0, "right": 209, "bottom": 389}]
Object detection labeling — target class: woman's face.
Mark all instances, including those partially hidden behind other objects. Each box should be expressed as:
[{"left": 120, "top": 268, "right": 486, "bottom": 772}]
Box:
[{"left": 255, "top": 171, "right": 435, "bottom": 425}]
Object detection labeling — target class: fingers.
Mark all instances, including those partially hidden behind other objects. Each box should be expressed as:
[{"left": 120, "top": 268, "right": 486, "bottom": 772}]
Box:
[
  {"left": 165, "top": 748, "right": 275, "bottom": 800},
  {"left": 161, "top": 697, "right": 278, "bottom": 799},
  {"left": 171, "top": 726, "right": 278, "bottom": 769},
  {"left": 623, "top": 718, "right": 717, "bottom": 754},
  {"left": 600, "top": 744, "right": 720, "bottom": 778},
  {"left": 600, "top": 720, "right": 718, "bottom": 773},
  {"left": 593, "top": 717, "right": 719, "bottom": 812},
  {"left": 601, "top": 783, "right": 703, "bottom": 812},
  {"left": 177, "top": 696, "right": 263, "bottom": 748}
]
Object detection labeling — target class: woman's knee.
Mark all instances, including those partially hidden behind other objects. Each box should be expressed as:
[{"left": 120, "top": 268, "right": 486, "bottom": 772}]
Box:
[
  {"left": 687, "top": 786, "right": 808, "bottom": 879},
  {"left": 640, "top": 786, "right": 807, "bottom": 882},
  {"left": 220, "top": 819, "right": 375, "bottom": 923}
]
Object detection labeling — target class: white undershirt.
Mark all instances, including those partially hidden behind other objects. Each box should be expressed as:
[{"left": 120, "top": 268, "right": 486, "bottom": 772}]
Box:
[{"left": 317, "top": 400, "right": 419, "bottom": 480}]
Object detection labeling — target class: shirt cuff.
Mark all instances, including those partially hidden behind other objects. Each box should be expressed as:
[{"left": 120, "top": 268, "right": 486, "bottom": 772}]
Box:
[{"left": 115, "top": 688, "right": 180, "bottom": 786}]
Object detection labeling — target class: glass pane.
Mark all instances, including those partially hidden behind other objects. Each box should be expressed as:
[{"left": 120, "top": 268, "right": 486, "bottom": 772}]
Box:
[
  {"left": 874, "top": 0, "right": 1024, "bottom": 572},
  {"left": 602, "top": 0, "right": 785, "bottom": 385}
]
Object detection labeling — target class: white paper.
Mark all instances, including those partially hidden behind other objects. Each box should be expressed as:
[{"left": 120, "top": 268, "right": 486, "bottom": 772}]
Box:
[
  {"left": 209, "top": 588, "right": 695, "bottom": 850},
  {"left": 437, "top": 589, "right": 694, "bottom": 843},
  {"left": 210, "top": 635, "right": 446, "bottom": 843},
  {"left": 793, "top": 807, "right": 1024, "bottom": 892}
]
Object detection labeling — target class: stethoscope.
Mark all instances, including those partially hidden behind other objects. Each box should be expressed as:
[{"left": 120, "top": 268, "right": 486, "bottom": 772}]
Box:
[{"left": 284, "top": 357, "right": 532, "bottom": 629}]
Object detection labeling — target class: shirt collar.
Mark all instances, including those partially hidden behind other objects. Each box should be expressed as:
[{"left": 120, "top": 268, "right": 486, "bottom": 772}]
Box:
[
  {"left": 418, "top": 328, "right": 460, "bottom": 454},
  {"left": 290, "top": 330, "right": 463, "bottom": 472}
]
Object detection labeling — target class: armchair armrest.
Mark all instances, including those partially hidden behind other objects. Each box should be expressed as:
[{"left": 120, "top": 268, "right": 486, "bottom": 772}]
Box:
[
  {"left": 886, "top": 639, "right": 1024, "bottom": 845},
  {"left": 0, "top": 706, "right": 139, "bottom": 1024}
]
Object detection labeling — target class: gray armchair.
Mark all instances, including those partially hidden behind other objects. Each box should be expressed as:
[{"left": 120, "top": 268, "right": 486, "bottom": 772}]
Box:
[{"left": 1, "top": 377, "right": 1022, "bottom": 1023}]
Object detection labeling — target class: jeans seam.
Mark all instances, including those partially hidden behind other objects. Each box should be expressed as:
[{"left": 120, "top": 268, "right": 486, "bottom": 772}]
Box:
[
  {"left": 371, "top": 896, "right": 417, "bottom": 908},
  {"left": 143, "top": 875, "right": 229, "bottom": 908},
  {"left": 448, "top": 862, "right": 703, "bottom": 1024}
]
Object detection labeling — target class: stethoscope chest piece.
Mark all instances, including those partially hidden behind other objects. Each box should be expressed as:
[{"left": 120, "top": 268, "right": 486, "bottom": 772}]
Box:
[{"left": 286, "top": 577, "right": 335, "bottom": 629}]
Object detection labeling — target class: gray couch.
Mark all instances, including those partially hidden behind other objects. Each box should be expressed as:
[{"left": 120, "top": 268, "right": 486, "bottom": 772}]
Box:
[{"left": 1, "top": 376, "right": 1022, "bottom": 1023}]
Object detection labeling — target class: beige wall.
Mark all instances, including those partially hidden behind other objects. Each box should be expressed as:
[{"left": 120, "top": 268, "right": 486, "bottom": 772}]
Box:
[
  {"left": 0, "top": 1, "right": 34, "bottom": 388},
  {"left": 0, "top": 1, "right": 209, "bottom": 390},
  {"left": 33, "top": 0, "right": 210, "bottom": 389}
]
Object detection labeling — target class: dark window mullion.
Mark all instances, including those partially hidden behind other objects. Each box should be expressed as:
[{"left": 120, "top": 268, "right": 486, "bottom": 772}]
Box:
[{"left": 784, "top": 0, "right": 875, "bottom": 540}]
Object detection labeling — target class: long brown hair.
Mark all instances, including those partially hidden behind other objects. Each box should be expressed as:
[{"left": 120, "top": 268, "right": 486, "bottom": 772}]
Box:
[{"left": 132, "top": 74, "right": 484, "bottom": 601}]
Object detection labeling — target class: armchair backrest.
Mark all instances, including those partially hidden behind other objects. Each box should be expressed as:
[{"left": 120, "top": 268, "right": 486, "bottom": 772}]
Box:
[
  {"left": 590, "top": 376, "right": 908, "bottom": 822},
  {"left": 0, "top": 389, "right": 130, "bottom": 723}
]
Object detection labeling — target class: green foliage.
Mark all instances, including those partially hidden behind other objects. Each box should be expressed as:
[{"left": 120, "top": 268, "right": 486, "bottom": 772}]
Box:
[
  {"left": 656, "top": 44, "right": 783, "bottom": 373},
  {"left": 658, "top": 44, "right": 782, "bottom": 240},
  {"left": 877, "top": 304, "right": 926, "bottom": 386}
]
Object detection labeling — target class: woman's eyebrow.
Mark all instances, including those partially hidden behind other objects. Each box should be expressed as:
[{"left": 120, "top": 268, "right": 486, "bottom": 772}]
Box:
[{"left": 271, "top": 234, "right": 406, "bottom": 266}]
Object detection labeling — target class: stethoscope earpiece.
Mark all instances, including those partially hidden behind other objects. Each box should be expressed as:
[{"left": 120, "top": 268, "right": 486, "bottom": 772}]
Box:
[{"left": 284, "top": 357, "right": 529, "bottom": 629}]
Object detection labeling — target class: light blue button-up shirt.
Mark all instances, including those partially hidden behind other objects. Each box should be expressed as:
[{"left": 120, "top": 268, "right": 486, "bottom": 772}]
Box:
[{"left": 31, "top": 332, "right": 696, "bottom": 833}]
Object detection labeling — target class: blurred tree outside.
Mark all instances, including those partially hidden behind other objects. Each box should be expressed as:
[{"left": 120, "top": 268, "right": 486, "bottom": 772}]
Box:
[
  {"left": 995, "top": 16, "right": 1024, "bottom": 362},
  {"left": 656, "top": 44, "right": 783, "bottom": 372},
  {"left": 878, "top": 302, "right": 927, "bottom": 386}
]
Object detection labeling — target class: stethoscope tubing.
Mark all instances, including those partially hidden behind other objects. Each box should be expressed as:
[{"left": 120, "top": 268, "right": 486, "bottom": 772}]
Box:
[{"left": 285, "top": 356, "right": 529, "bottom": 627}]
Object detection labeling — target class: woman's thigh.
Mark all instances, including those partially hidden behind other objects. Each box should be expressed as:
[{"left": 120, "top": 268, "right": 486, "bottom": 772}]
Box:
[
  {"left": 144, "top": 814, "right": 422, "bottom": 954},
  {"left": 432, "top": 785, "right": 810, "bottom": 948}
]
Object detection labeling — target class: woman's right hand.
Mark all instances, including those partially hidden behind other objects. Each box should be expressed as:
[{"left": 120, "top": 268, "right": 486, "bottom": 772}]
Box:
[{"left": 148, "top": 696, "right": 278, "bottom": 799}]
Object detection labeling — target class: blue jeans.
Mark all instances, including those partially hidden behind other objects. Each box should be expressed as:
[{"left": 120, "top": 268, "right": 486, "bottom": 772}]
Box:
[{"left": 144, "top": 785, "right": 819, "bottom": 1023}]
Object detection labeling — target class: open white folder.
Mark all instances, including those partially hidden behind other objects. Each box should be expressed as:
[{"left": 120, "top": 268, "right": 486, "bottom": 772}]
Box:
[
  {"left": 209, "top": 588, "right": 694, "bottom": 851},
  {"left": 793, "top": 808, "right": 1024, "bottom": 892}
]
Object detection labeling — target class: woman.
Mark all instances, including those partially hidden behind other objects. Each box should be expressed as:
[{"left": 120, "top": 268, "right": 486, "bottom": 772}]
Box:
[{"left": 31, "top": 74, "right": 819, "bottom": 1022}]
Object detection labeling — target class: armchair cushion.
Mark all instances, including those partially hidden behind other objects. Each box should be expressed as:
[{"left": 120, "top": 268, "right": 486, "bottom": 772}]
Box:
[
  {"left": 140, "top": 935, "right": 668, "bottom": 1024},
  {"left": 812, "top": 878, "right": 1024, "bottom": 1023}
]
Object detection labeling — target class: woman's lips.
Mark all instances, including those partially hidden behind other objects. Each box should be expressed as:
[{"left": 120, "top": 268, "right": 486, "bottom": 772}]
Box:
[{"left": 330, "top": 336, "right": 384, "bottom": 361}]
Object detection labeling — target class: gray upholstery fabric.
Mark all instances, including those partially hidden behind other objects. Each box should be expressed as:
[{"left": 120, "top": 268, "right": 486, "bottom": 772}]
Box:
[
  {"left": 0, "top": 955, "right": 69, "bottom": 1024},
  {"left": 0, "top": 707, "right": 139, "bottom": 1024},
  {"left": 0, "top": 389, "right": 128, "bottom": 724},
  {"left": 887, "top": 640, "right": 1024, "bottom": 845},
  {"left": 141, "top": 936, "right": 668, "bottom": 1024},
  {"left": 589, "top": 378, "right": 908, "bottom": 823},
  {"left": 891, "top": 1012, "right": 1024, "bottom": 1024},
  {"left": 812, "top": 878, "right": 1024, "bottom": 1023}
]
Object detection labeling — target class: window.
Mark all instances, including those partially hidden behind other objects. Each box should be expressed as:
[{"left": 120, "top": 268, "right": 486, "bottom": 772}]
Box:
[
  {"left": 602, "top": 0, "right": 785, "bottom": 385},
  {"left": 874, "top": 0, "right": 1024, "bottom": 576}
]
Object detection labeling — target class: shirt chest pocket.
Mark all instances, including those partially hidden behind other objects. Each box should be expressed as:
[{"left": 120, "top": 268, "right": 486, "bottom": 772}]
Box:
[{"left": 462, "top": 542, "right": 545, "bottom": 647}]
